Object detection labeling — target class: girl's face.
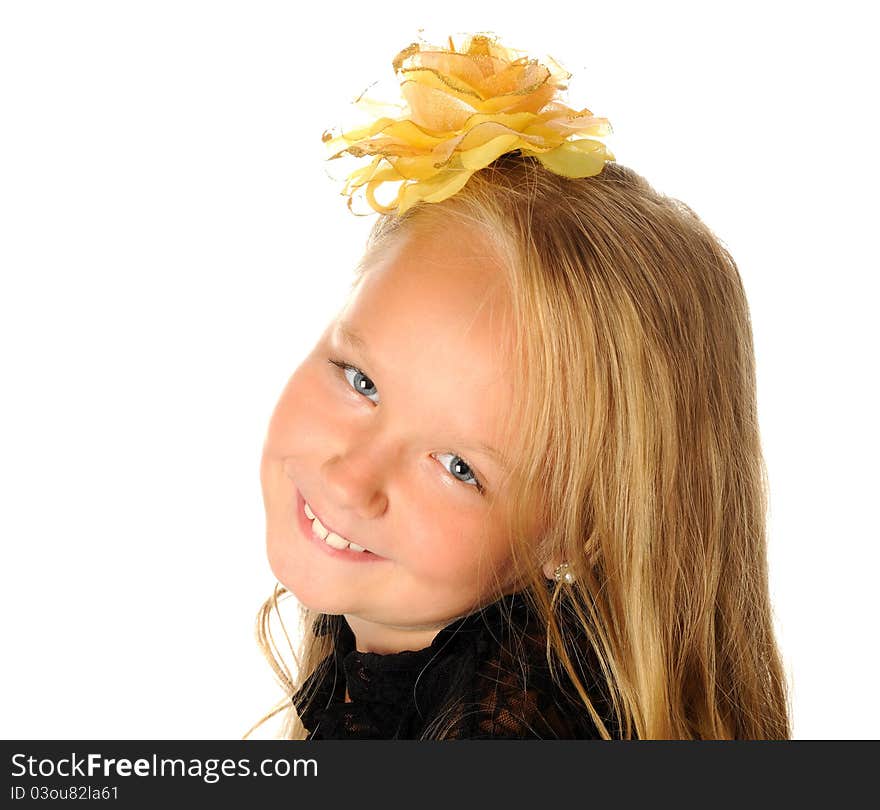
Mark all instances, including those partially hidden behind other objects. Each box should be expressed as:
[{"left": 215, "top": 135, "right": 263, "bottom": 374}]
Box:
[{"left": 260, "top": 222, "right": 530, "bottom": 652}]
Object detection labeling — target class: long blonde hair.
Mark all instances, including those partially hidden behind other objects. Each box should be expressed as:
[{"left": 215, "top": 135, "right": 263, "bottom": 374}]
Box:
[{"left": 246, "top": 155, "right": 791, "bottom": 740}]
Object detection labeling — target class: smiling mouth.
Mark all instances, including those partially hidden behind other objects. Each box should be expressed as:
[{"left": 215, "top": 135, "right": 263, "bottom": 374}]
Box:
[
  {"left": 295, "top": 487, "right": 386, "bottom": 561},
  {"left": 304, "top": 500, "right": 373, "bottom": 553}
]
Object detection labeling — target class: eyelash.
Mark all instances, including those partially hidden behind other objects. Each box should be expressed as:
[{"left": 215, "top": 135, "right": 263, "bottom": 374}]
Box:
[{"left": 327, "top": 357, "right": 486, "bottom": 496}]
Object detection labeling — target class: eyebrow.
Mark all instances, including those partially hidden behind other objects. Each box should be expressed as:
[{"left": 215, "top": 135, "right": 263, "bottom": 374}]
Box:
[
  {"left": 333, "top": 321, "right": 508, "bottom": 469},
  {"left": 335, "top": 321, "right": 374, "bottom": 364}
]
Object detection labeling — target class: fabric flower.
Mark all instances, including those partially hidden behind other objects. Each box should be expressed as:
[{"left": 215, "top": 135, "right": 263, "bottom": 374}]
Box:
[{"left": 322, "top": 32, "right": 615, "bottom": 216}]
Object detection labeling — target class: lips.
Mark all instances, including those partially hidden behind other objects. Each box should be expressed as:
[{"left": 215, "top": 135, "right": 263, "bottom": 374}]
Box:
[{"left": 294, "top": 486, "right": 386, "bottom": 562}]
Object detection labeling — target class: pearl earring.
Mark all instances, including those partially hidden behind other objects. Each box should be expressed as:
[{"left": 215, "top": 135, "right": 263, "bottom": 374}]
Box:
[{"left": 553, "top": 562, "right": 575, "bottom": 584}]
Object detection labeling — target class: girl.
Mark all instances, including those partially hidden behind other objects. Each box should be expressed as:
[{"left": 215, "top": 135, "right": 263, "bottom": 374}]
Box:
[{"left": 248, "top": 32, "right": 791, "bottom": 740}]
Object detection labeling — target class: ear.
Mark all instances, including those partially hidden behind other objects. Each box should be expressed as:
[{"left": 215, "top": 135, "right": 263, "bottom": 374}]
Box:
[{"left": 541, "top": 557, "right": 564, "bottom": 581}]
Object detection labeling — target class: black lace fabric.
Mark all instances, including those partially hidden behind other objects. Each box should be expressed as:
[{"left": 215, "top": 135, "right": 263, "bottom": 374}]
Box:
[{"left": 292, "top": 584, "right": 616, "bottom": 739}]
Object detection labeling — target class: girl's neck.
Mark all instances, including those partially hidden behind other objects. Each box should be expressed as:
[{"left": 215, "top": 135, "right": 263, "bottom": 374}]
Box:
[{"left": 344, "top": 613, "right": 447, "bottom": 655}]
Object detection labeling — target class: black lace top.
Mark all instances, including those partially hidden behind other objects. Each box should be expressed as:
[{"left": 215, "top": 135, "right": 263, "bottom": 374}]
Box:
[{"left": 291, "top": 585, "right": 616, "bottom": 739}]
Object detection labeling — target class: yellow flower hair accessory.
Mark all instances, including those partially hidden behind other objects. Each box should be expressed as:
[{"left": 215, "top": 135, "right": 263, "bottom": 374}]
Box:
[{"left": 322, "top": 32, "right": 615, "bottom": 216}]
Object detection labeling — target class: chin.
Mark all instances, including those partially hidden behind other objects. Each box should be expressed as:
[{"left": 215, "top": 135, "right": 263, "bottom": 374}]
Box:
[{"left": 265, "top": 545, "right": 347, "bottom": 615}]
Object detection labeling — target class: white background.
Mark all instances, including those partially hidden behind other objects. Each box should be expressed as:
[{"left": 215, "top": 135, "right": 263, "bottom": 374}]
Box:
[{"left": 1, "top": 1, "right": 877, "bottom": 739}]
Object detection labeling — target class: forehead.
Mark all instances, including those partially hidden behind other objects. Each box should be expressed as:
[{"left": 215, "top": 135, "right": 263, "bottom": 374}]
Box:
[
  {"left": 346, "top": 224, "right": 511, "bottom": 355},
  {"left": 336, "top": 224, "right": 514, "bottom": 449}
]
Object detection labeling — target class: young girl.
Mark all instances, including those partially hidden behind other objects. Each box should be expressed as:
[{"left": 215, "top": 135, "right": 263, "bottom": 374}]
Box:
[{"left": 248, "top": 32, "right": 791, "bottom": 740}]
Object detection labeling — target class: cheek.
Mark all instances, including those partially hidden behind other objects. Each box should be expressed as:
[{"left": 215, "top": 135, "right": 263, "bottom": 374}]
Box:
[
  {"left": 261, "top": 364, "right": 330, "bottom": 512},
  {"left": 262, "top": 363, "right": 333, "bottom": 458},
  {"left": 408, "top": 512, "right": 510, "bottom": 580}
]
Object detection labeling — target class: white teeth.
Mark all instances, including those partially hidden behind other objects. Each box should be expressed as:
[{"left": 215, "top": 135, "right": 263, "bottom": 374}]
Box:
[
  {"left": 310, "top": 515, "right": 329, "bottom": 540},
  {"left": 324, "top": 531, "right": 350, "bottom": 550},
  {"left": 304, "top": 500, "right": 367, "bottom": 552}
]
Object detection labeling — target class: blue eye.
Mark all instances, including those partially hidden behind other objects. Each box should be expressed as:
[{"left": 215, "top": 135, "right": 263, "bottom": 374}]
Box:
[
  {"left": 332, "top": 359, "right": 379, "bottom": 403},
  {"left": 327, "top": 358, "right": 485, "bottom": 495},
  {"left": 432, "top": 453, "right": 484, "bottom": 494}
]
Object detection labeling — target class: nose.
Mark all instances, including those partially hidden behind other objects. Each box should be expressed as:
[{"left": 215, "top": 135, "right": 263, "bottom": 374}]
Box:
[{"left": 319, "top": 440, "right": 391, "bottom": 520}]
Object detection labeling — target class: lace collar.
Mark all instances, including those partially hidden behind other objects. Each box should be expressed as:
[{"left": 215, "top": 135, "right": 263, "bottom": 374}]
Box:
[{"left": 293, "top": 589, "right": 535, "bottom": 738}]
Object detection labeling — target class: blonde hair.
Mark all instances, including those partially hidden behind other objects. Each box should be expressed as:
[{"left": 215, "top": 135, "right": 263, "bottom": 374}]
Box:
[{"left": 246, "top": 155, "right": 791, "bottom": 740}]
